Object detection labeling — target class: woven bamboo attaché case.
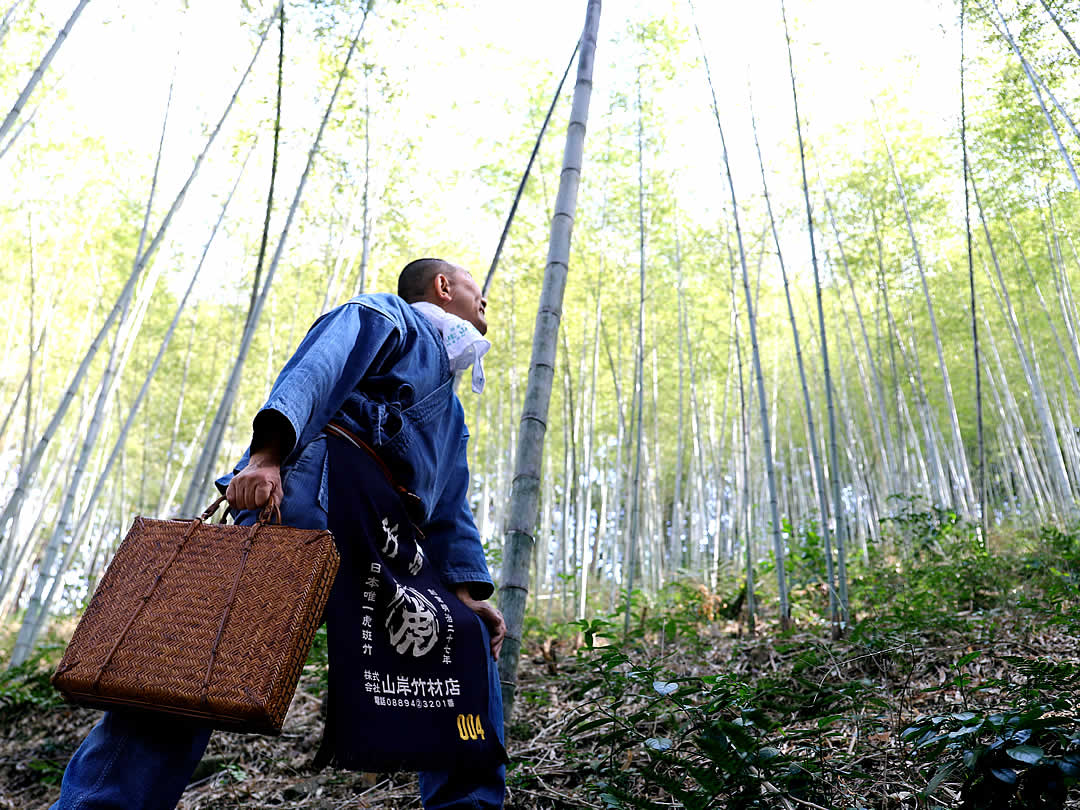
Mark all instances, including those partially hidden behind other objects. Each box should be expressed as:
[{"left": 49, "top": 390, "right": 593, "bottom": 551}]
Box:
[{"left": 52, "top": 496, "right": 339, "bottom": 735}]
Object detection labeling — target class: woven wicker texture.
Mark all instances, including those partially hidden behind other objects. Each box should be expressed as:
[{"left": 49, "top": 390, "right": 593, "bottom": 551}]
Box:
[{"left": 52, "top": 511, "right": 338, "bottom": 735}]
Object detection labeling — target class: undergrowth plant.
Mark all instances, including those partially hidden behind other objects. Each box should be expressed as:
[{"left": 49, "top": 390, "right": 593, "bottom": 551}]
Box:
[
  {"left": 859, "top": 498, "right": 1012, "bottom": 636},
  {"left": 1020, "top": 525, "right": 1080, "bottom": 636},
  {"left": 903, "top": 700, "right": 1080, "bottom": 809},
  {"left": 899, "top": 556, "right": 1080, "bottom": 809},
  {"left": 0, "top": 643, "right": 65, "bottom": 718},
  {"left": 564, "top": 618, "right": 831, "bottom": 809}
]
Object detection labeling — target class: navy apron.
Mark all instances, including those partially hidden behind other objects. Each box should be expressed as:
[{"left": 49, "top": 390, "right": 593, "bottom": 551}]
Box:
[{"left": 314, "top": 431, "right": 507, "bottom": 772}]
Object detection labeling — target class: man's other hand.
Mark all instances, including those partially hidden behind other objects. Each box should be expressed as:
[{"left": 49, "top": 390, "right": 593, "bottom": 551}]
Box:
[
  {"left": 225, "top": 452, "right": 283, "bottom": 511},
  {"left": 454, "top": 587, "right": 506, "bottom": 661}
]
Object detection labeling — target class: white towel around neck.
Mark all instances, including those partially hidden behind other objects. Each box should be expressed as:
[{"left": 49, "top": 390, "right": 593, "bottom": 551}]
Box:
[{"left": 410, "top": 301, "right": 491, "bottom": 394}]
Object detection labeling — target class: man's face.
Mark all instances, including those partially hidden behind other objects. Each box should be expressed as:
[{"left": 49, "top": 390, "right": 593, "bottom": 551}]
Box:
[{"left": 444, "top": 267, "right": 488, "bottom": 335}]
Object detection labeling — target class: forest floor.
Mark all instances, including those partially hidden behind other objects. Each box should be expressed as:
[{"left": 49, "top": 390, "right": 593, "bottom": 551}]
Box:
[{"left": 3, "top": 528, "right": 1080, "bottom": 809}]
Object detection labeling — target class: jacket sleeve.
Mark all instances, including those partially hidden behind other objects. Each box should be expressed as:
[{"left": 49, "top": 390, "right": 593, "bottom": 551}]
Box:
[
  {"left": 254, "top": 302, "right": 402, "bottom": 461},
  {"left": 422, "top": 429, "right": 494, "bottom": 600}
]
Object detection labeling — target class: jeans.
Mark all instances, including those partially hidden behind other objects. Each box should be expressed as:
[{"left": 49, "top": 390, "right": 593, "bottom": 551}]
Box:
[{"left": 50, "top": 642, "right": 505, "bottom": 809}]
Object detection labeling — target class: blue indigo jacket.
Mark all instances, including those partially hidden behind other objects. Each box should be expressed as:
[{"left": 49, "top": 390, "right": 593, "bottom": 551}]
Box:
[{"left": 216, "top": 293, "right": 494, "bottom": 598}]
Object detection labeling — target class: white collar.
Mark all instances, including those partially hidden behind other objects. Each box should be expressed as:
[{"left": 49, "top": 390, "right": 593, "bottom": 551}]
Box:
[{"left": 410, "top": 302, "right": 491, "bottom": 393}]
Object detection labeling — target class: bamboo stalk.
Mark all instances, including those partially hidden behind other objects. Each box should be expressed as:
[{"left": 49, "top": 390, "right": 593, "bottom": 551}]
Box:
[
  {"left": 623, "top": 67, "right": 648, "bottom": 634},
  {"left": 749, "top": 91, "right": 837, "bottom": 626},
  {"left": 0, "top": 0, "right": 91, "bottom": 144},
  {"left": 779, "top": 0, "right": 842, "bottom": 623},
  {"left": 961, "top": 0, "right": 988, "bottom": 541},
  {"left": 971, "top": 174, "right": 1073, "bottom": 510},
  {"left": 182, "top": 7, "right": 370, "bottom": 513},
  {"left": 27, "top": 149, "right": 252, "bottom": 639},
  {"left": 984, "top": 0, "right": 1080, "bottom": 194},
  {"left": 485, "top": 39, "right": 580, "bottom": 295},
  {"left": 0, "top": 0, "right": 27, "bottom": 47},
  {"left": 498, "top": 0, "right": 601, "bottom": 723},
  {"left": 874, "top": 106, "right": 975, "bottom": 516},
  {"left": 0, "top": 3, "right": 279, "bottom": 543}
]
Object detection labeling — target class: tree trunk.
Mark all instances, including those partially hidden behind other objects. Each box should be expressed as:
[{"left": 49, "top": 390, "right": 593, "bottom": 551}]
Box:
[
  {"left": 157, "top": 319, "right": 196, "bottom": 515},
  {"left": 0, "top": 3, "right": 277, "bottom": 543},
  {"left": 875, "top": 107, "right": 975, "bottom": 516},
  {"left": 484, "top": 40, "right": 580, "bottom": 294},
  {"left": 0, "top": 0, "right": 92, "bottom": 144},
  {"left": 971, "top": 175, "right": 1073, "bottom": 510},
  {"left": 986, "top": 0, "right": 1080, "bottom": 195},
  {"left": 780, "top": 0, "right": 842, "bottom": 623},
  {"left": 1037, "top": 0, "right": 1080, "bottom": 58},
  {"left": 623, "top": 68, "right": 647, "bottom": 634},
  {"left": 749, "top": 93, "right": 838, "bottom": 627},
  {"left": 961, "top": 0, "right": 987, "bottom": 540},
  {"left": 9, "top": 63, "right": 187, "bottom": 664},
  {"left": 671, "top": 231, "right": 686, "bottom": 572},
  {"left": 26, "top": 151, "right": 251, "bottom": 640},
  {"left": 577, "top": 284, "right": 601, "bottom": 619},
  {"left": 182, "top": 8, "right": 370, "bottom": 514},
  {"left": 0, "top": 0, "right": 27, "bottom": 47},
  {"left": 497, "top": 0, "right": 601, "bottom": 724}
]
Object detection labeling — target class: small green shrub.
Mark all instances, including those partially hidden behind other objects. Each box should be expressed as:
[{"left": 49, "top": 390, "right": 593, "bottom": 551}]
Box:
[
  {"left": 856, "top": 499, "right": 1014, "bottom": 633},
  {"left": 903, "top": 702, "right": 1080, "bottom": 809},
  {"left": 881, "top": 495, "right": 980, "bottom": 559},
  {"left": 904, "top": 647, "right": 1080, "bottom": 809},
  {"left": 564, "top": 619, "right": 830, "bottom": 809},
  {"left": 303, "top": 625, "right": 329, "bottom": 694},
  {"left": 0, "top": 643, "right": 65, "bottom": 718}
]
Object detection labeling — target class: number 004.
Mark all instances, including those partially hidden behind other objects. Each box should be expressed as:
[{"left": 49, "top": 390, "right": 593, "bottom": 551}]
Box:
[{"left": 456, "top": 713, "right": 486, "bottom": 741}]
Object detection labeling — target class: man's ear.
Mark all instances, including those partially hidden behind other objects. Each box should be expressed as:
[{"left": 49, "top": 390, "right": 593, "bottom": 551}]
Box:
[{"left": 434, "top": 272, "right": 452, "bottom": 302}]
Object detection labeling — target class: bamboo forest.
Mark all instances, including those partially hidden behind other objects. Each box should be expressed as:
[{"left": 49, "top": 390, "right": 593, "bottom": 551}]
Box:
[{"left": 5, "top": 0, "right": 1080, "bottom": 806}]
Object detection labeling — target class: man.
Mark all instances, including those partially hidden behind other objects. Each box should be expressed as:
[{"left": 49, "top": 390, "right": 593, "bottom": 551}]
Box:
[{"left": 51, "top": 259, "right": 507, "bottom": 810}]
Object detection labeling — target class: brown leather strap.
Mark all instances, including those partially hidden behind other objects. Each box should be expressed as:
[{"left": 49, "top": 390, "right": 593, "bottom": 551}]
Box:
[
  {"left": 200, "top": 495, "right": 227, "bottom": 522},
  {"left": 325, "top": 422, "right": 426, "bottom": 528},
  {"left": 325, "top": 422, "right": 396, "bottom": 486}
]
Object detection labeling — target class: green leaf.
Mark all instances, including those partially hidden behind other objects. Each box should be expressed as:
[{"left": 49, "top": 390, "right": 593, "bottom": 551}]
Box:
[
  {"left": 817, "top": 714, "right": 846, "bottom": 728},
  {"left": 1006, "top": 745, "right": 1044, "bottom": 765},
  {"left": 991, "top": 767, "right": 1018, "bottom": 784},
  {"left": 926, "top": 761, "right": 958, "bottom": 794},
  {"left": 571, "top": 718, "right": 611, "bottom": 734}
]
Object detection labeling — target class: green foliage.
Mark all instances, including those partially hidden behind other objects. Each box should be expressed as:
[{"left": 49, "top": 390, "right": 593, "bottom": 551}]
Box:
[
  {"left": 881, "top": 495, "right": 981, "bottom": 559},
  {"left": 901, "top": 585, "right": 1080, "bottom": 809},
  {"left": 903, "top": 702, "right": 1080, "bottom": 809},
  {"left": 303, "top": 625, "right": 329, "bottom": 695},
  {"left": 639, "top": 581, "right": 746, "bottom": 648},
  {"left": 855, "top": 498, "right": 1010, "bottom": 635},
  {"left": 1015, "top": 525, "right": 1080, "bottom": 637},
  {"left": 0, "top": 643, "right": 65, "bottom": 718},
  {"left": 25, "top": 756, "right": 66, "bottom": 786},
  {"left": 1037, "top": 525, "right": 1080, "bottom": 568},
  {"left": 564, "top": 619, "right": 830, "bottom": 809},
  {"left": 782, "top": 518, "right": 826, "bottom": 588}
]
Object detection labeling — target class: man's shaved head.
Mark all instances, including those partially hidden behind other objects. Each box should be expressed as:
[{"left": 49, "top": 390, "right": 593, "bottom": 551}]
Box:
[
  {"left": 397, "top": 258, "right": 455, "bottom": 303},
  {"left": 397, "top": 257, "right": 488, "bottom": 334}
]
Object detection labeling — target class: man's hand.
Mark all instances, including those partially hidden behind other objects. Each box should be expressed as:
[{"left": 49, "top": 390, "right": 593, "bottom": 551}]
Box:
[
  {"left": 225, "top": 451, "right": 283, "bottom": 511},
  {"left": 455, "top": 586, "right": 506, "bottom": 661}
]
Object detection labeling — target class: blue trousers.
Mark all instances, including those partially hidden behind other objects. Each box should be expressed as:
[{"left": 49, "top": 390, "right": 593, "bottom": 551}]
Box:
[{"left": 50, "top": 643, "right": 505, "bottom": 809}]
